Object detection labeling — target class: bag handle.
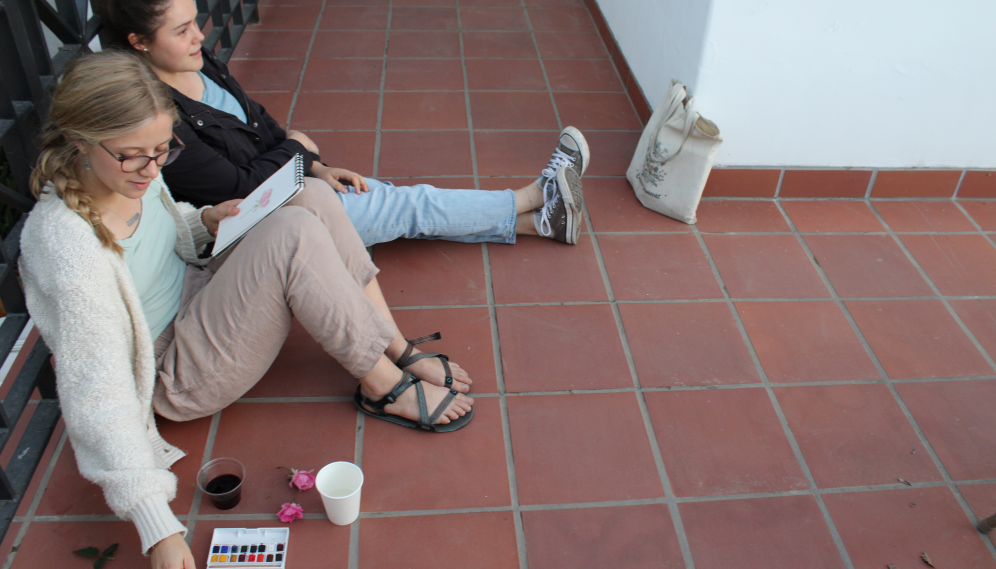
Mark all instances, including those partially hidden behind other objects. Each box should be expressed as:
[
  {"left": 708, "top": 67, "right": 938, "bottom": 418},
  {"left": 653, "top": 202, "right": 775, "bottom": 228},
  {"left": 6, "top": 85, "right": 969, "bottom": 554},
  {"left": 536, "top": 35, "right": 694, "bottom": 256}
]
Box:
[{"left": 646, "top": 88, "right": 699, "bottom": 165}]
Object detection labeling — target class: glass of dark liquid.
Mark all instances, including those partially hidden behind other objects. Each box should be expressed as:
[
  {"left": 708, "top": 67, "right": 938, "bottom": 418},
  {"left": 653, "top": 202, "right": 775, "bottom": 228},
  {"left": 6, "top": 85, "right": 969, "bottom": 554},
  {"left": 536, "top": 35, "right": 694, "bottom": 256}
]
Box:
[{"left": 197, "top": 457, "right": 245, "bottom": 510}]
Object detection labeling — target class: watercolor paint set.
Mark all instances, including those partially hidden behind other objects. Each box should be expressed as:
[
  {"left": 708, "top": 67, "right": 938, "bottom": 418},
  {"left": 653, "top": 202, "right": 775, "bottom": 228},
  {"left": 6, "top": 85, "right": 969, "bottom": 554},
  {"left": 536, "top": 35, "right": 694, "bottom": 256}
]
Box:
[{"left": 206, "top": 527, "right": 289, "bottom": 568}]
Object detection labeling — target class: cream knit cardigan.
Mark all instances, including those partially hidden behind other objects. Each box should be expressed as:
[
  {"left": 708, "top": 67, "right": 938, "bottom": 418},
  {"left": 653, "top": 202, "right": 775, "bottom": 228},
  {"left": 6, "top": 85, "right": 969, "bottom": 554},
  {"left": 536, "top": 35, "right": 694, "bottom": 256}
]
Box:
[{"left": 19, "top": 177, "right": 213, "bottom": 554}]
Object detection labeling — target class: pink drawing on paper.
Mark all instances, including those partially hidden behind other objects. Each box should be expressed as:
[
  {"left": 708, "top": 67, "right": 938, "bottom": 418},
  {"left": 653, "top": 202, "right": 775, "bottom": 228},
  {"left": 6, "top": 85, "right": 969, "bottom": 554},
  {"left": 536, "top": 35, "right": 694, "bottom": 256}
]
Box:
[{"left": 245, "top": 188, "right": 273, "bottom": 216}]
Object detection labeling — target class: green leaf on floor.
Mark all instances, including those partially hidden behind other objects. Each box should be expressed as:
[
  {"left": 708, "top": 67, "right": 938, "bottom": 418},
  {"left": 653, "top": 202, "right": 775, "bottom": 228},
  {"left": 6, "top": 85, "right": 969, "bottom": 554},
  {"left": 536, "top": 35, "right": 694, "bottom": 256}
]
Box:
[
  {"left": 921, "top": 551, "right": 936, "bottom": 567},
  {"left": 74, "top": 543, "right": 119, "bottom": 566}
]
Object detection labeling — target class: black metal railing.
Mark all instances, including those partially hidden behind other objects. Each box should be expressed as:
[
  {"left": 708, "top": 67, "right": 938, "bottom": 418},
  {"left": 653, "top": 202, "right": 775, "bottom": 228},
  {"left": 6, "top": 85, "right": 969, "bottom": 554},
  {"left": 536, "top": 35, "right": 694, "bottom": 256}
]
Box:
[
  {"left": 198, "top": 0, "right": 259, "bottom": 62},
  {"left": 0, "top": 0, "right": 97, "bottom": 545},
  {"left": 0, "top": 0, "right": 257, "bottom": 545}
]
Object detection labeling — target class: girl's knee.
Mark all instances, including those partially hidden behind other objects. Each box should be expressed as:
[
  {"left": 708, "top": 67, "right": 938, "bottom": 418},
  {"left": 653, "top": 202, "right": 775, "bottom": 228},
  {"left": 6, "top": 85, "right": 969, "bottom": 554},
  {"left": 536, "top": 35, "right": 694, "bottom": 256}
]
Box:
[
  {"left": 304, "top": 176, "right": 335, "bottom": 193},
  {"left": 257, "top": 206, "right": 327, "bottom": 243},
  {"left": 291, "top": 178, "right": 349, "bottom": 218}
]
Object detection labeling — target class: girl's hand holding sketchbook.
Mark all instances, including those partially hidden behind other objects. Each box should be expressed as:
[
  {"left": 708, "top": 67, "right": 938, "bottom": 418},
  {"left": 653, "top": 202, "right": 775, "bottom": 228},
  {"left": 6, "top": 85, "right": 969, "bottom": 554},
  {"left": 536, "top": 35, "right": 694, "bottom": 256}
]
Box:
[
  {"left": 211, "top": 154, "right": 306, "bottom": 257},
  {"left": 202, "top": 199, "right": 243, "bottom": 237}
]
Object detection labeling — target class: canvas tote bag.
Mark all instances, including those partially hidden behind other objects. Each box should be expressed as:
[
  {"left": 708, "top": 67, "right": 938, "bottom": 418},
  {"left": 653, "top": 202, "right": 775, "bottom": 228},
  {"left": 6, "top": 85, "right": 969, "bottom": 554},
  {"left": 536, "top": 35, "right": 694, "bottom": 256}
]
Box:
[{"left": 627, "top": 80, "right": 722, "bottom": 224}]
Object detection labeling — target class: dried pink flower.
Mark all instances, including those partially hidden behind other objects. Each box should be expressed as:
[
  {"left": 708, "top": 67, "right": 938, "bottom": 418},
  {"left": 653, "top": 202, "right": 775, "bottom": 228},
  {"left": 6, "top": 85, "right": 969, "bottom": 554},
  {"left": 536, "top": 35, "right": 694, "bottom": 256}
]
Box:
[
  {"left": 288, "top": 469, "right": 316, "bottom": 491},
  {"left": 276, "top": 502, "right": 304, "bottom": 523}
]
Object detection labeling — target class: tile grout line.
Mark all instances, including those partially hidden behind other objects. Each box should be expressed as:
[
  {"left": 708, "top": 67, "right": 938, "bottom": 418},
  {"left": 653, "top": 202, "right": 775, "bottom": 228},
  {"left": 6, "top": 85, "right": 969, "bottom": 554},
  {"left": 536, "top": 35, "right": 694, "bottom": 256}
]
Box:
[
  {"left": 227, "top": 372, "right": 996, "bottom": 401},
  {"left": 773, "top": 168, "right": 785, "bottom": 198},
  {"left": 185, "top": 410, "right": 224, "bottom": 546},
  {"left": 771, "top": 201, "right": 892, "bottom": 379},
  {"left": 282, "top": 0, "right": 327, "bottom": 130},
  {"left": 606, "top": 229, "right": 985, "bottom": 236},
  {"left": 530, "top": 4, "right": 696, "bottom": 561},
  {"left": 1, "top": 428, "right": 67, "bottom": 569},
  {"left": 237, "top": 55, "right": 613, "bottom": 61},
  {"left": 953, "top": 169, "right": 968, "bottom": 198},
  {"left": 580, "top": 200, "right": 697, "bottom": 568},
  {"left": 484, "top": 244, "right": 528, "bottom": 569},
  {"left": 523, "top": 5, "right": 561, "bottom": 130},
  {"left": 723, "top": 195, "right": 994, "bottom": 202},
  {"left": 252, "top": 88, "right": 629, "bottom": 93},
  {"left": 776, "top": 198, "right": 996, "bottom": 560},
  {"left": 294, "top": 128, "right": 629, "bottom": 133},
  {"left": 468, "top": 4, "right": 527, "bottom": 569},
  {"left": 235, "top": 396, "right": 355, "bottom": 403},
  {"left": 348, "top": 412, "right": 364, "bottom": 569},
  {"left": 371, "top": 0, "right": 393, "bottom": 180},
  {"left": 382, "top": 292, "right": 996, "bottom": 310},
  {"left": 951, "top": 200, "right": 996, "bottom": 253},
  {"left": 447, "top": 372, "right": 996, "bottom": 394},
  {"left": 242, "top": 27, "right": 603, "bottom": 34},
  {"left": 232, "top": 371, "right": 996, "bottom": 401},
  {"left": 457, "top": 2, "right": 480, "bottom": 192},
  {"left": 573, "top": 1, "right": 642, "bottom": 123},
  {"left": 862, "top": 201, "right": 996, "bottom": 559},
  {"left": 690, "top": 222, "right": 856, "bottom": 568},
  {"left": 865, "top": 203, "right": 996, "bottom": 374},
  {"left": 347, "top": 3, "right": 391, "bottom": 565},
  {"left": 352, "top": 413, "right": 365, "bottom": 470},
  {"left": 864, "top": 170, "right": 878, "bottom": 199},
  {"left": 28, "top": 471, "right": 996, "bottom": 522}
]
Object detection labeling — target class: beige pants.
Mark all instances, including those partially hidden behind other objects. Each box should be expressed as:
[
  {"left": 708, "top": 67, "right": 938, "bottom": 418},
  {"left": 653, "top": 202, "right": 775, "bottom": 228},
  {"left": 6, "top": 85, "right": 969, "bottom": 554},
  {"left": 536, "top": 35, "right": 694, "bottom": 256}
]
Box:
[{"left": 153, "top": 179, "right": 397, "bottom": 421}]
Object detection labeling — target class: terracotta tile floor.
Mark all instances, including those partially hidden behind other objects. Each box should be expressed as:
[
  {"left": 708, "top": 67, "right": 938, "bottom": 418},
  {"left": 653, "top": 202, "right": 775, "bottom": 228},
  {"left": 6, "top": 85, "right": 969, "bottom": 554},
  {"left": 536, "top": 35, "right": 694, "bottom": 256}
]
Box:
[{"left": 6, "top": 2, "right": 996, "bottom": 568}]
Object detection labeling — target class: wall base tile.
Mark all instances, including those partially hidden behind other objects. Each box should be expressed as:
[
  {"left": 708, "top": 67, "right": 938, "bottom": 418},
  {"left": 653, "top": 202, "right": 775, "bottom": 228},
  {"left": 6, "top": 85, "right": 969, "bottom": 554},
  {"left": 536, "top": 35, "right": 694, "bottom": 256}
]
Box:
[{"left": 958, "top": 171, "right": 996, "bottom": 198}]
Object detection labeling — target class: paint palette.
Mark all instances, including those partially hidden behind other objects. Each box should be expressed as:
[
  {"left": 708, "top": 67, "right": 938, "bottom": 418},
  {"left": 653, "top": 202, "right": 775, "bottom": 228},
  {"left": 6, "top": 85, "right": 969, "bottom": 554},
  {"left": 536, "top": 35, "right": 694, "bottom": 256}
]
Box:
[{"left": 206, "top": 527, "right": 289, "bottom": 568}]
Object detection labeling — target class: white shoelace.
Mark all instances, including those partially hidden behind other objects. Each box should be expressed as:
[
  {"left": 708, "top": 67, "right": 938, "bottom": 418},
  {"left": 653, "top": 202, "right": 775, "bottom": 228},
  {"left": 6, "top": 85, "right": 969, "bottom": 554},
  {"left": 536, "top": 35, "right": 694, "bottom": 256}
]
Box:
[{"left": 538, "top": 149, "right": 575, "bottom": 236}]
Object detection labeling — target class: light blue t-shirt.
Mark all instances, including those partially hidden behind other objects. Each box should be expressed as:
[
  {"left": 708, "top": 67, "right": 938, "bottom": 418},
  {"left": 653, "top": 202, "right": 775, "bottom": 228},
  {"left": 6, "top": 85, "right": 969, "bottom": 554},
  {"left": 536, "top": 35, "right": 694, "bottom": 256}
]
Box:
[
  {"left": 119, "top": 183, "right": 187, "bottom": 339},
  {"left": 199, "top": 71, "right": 247, "bottom": 123}
]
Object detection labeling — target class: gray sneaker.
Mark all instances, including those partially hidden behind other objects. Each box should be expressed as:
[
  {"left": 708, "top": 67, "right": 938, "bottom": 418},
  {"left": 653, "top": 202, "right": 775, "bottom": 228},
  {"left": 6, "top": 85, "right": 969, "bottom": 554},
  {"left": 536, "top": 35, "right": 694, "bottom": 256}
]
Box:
[
  {"left": 537, "top": 126, "right": 590, "bottom": 194},
  {"left": 534, "top": 166, "right": 584, "bottom": 244}
]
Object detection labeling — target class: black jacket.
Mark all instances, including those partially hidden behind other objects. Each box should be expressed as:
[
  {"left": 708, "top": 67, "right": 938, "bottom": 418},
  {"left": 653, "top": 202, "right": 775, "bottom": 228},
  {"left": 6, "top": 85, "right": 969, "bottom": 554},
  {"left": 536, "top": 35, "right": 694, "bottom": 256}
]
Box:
[{"left": 162, "top": 48, "right": 318, "bottom": 208}]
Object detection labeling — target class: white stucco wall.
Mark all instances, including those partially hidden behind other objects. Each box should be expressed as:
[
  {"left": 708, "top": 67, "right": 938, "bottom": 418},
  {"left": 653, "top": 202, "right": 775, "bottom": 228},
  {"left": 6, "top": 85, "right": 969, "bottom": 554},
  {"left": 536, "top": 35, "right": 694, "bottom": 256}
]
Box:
[{"left": 595, "top": 0, "right": 996, "bottom": 168}]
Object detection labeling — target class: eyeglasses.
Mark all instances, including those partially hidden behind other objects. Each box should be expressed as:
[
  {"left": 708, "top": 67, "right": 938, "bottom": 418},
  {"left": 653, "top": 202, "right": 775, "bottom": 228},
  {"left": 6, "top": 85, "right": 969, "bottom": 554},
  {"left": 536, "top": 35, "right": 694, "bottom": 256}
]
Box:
[{"left": 98, "top": 133, "right": 185, "bottom": 173}]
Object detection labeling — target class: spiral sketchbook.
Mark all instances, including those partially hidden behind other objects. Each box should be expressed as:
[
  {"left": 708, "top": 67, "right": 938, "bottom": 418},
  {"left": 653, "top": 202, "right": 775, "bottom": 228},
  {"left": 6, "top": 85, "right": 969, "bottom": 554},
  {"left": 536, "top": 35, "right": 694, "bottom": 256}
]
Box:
[{"left": 212, "top": 154, "right": 305, "bottom": 257}]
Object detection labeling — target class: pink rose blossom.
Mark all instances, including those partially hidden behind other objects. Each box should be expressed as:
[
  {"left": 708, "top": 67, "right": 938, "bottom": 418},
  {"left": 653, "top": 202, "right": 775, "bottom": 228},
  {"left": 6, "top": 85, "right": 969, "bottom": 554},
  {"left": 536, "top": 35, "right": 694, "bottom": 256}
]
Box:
[
  {"left": 259, "top": 188, "right": 273, "bottom": 208},
  {"left": 277, "top": 502, "right": 304, "bottom": 523},
  {"left": 288, "top": 469, "right": 316, "bottom": 491}
]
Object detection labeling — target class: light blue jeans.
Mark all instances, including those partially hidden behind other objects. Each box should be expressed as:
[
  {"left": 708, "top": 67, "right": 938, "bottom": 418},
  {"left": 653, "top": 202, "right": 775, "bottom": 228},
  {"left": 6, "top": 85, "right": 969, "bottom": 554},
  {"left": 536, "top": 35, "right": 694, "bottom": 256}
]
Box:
[{"left": 336, "top": 178, "right": 518, "bottom": 247}]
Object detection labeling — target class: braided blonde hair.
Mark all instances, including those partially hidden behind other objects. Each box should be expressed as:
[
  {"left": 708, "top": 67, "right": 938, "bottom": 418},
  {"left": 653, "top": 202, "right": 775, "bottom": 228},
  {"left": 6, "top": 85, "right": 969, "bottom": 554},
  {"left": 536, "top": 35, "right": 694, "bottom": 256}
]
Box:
[{"left": 30, "top": 50, "right": 178, "bottom": 255}]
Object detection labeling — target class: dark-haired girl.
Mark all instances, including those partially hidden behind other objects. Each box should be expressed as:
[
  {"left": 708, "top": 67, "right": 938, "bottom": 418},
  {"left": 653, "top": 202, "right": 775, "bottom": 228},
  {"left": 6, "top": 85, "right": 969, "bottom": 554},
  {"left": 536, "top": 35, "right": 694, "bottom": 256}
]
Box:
[{"left": 97, "top": 0, "right": 591, "bottom": 246}]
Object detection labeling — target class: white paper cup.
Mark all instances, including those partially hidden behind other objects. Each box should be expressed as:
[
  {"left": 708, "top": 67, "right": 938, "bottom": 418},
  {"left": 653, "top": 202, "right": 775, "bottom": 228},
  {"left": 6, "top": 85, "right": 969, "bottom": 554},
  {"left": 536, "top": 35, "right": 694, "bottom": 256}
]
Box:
[{"left": 315, "top": 462, "right": 364, "bottom": 525}]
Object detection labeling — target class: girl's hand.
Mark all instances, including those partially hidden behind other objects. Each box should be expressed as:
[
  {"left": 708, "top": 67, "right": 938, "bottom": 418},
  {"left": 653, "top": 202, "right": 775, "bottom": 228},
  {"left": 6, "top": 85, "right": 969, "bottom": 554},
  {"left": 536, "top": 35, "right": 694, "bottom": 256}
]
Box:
[
  {"left": 311, "top": 164, "right": 369, "bottom": 194},
  {"left": 201, "top": 199, "right": 243, "bottom": 236},
  {"left": 150, "top": 533, "right": 196, "bottom": 569},
  {"left": 287, "top": 131, "right": 320, "bottom": 155}
]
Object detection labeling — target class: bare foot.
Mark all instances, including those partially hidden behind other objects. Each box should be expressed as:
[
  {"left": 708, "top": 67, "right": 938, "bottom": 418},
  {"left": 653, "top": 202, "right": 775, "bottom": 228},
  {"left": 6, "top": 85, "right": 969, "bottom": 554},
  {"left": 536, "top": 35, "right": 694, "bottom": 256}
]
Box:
[
  {"left": 401, "top": 348, "right": 473, "bottom": 393},
  {"left": 361, "top": 374, "right": 473, "bottom": 426}
]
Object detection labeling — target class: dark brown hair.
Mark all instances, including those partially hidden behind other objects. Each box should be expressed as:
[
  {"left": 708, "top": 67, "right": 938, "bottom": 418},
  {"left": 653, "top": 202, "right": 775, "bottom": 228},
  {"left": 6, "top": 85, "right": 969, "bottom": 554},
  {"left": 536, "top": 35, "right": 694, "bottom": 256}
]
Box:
[{"left": 95, "top": 0, "right": 172, "bottom": 51}]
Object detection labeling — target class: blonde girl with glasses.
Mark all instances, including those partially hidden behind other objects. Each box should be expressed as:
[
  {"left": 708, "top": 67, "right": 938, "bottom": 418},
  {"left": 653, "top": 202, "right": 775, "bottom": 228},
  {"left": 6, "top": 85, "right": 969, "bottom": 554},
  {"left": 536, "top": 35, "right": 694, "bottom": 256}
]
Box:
[{"left": 21, "top": 50, "right": 473, "bottom": 569}]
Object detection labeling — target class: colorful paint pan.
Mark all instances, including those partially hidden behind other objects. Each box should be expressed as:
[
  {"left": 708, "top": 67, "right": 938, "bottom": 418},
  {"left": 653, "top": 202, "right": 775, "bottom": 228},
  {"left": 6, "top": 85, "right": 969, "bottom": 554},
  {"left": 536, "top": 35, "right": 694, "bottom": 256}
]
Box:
[{"left": 205, "top": 528, "right": 289, "bottom": 568}]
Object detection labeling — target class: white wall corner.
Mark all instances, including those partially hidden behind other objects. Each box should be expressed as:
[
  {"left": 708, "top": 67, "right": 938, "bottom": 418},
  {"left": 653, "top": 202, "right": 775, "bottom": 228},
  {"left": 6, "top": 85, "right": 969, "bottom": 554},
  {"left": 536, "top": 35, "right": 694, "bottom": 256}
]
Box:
[{"left": 593, "top": 0, "right": 715, "bottom": 110}]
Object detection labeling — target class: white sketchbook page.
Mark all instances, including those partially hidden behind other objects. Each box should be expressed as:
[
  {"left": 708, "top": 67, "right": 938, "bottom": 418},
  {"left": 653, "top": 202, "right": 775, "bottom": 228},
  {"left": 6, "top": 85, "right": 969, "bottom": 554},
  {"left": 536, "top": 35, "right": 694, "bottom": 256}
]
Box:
[{"left": 212, "top": 155, "right": 303, "bottom": 256}]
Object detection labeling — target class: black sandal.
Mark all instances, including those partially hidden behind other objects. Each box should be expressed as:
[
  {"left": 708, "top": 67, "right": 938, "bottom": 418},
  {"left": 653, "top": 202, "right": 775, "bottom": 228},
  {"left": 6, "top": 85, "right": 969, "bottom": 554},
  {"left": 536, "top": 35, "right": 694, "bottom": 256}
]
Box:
[
  {"left": 394, "top": 333, "right": 456, "bottom": 390},
  {"left": 354, "top": 372, "right": 474, "bottom": 433}
]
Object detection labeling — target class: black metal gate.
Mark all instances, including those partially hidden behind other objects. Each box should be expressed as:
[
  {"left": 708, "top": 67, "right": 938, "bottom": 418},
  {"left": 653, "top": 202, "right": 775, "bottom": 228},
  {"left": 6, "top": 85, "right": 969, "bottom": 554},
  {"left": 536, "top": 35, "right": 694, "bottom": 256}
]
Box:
[{"left": 0, "top": 0, "right": 257, "bottom": 546}]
